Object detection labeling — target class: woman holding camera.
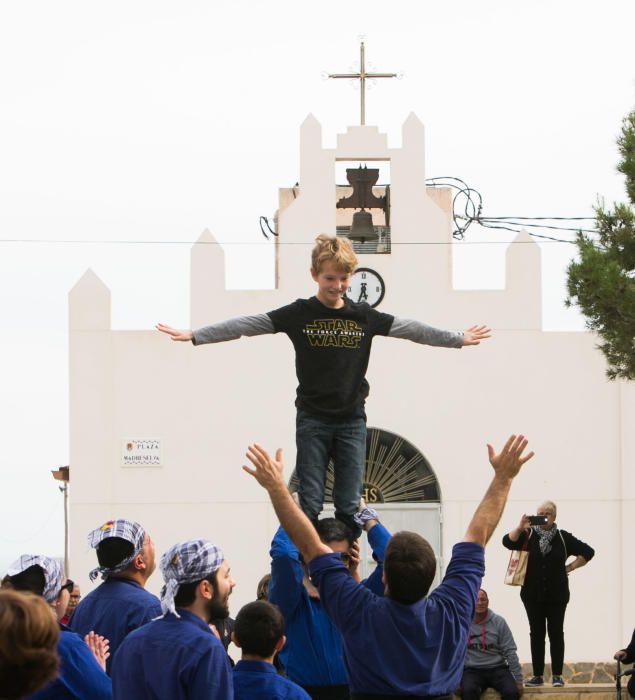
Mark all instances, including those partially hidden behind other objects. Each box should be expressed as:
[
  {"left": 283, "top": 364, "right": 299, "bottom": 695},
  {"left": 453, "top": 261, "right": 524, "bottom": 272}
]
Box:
[{"left": 502, "top": 501, "right": 594, "bottom": 688}]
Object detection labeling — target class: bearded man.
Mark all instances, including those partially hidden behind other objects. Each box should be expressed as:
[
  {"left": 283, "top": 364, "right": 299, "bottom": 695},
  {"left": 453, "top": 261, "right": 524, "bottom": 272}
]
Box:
[{"left": 111, "top": 539, "right": 235, "bottom": 700}]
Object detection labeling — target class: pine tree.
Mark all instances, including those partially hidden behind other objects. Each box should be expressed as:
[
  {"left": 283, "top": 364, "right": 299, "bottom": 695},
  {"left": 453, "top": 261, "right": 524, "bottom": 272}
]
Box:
[{"left": 566, "top": 110, "right": 635, "bottom": 380}]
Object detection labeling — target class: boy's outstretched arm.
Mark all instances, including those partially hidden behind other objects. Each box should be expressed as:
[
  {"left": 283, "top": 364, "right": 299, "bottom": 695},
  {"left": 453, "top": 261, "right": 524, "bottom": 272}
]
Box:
[
  {"left": 387, "top": 318, "right": 491, "bottom": 348},
  {"left": 157, "top": 315, "right": 274, "bottom": 345},
  {"left": 243, "top": 444, "right": 331, "bottom": 563},
  {"left": 156, "top": 324, "right": 193, "bottom": 341},
  {"left": 463, "top": 435, "right": 534, "bottom": 547}
]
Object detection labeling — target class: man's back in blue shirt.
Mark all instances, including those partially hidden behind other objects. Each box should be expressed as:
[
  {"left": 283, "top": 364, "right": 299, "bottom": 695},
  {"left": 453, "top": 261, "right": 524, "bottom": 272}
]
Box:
[
  {"left": 28, "top": 625, "right": 112, "bottom": 700},
  {"left": 233, "top": 660, "right": 310, "bottom": 700},
  {"left": 309, "top": 541, "right": 485, "bottom": 697},
  {"left": 69, "top": 577, "right": 161, "bottom": 674},
  {"left": 111, "top": 609, "right": 233, "bottom": 700},
  {"left": 269, "top": 523, "right": 390, "bottom": 689}
]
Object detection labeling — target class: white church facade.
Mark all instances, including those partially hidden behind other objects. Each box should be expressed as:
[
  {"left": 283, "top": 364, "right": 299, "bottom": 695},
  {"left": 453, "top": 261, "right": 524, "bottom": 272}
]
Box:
[{"left": 68, "top": 113, "right": 635, "bottom": 665}]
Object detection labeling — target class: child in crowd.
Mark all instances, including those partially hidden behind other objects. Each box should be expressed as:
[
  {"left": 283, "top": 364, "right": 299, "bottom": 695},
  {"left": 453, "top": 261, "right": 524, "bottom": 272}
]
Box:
[
  {"left": 232, "top": 600, "right": 310, "bottom": 700},
  {"left": 158, "top": 234, "right": 490, "bottom": 535}
]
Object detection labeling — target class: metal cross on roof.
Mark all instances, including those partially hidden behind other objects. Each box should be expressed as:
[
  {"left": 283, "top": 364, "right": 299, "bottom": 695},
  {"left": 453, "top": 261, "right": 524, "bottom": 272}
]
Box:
[{"left": 327, "top": 41, "right": 398, "bottom": 126}]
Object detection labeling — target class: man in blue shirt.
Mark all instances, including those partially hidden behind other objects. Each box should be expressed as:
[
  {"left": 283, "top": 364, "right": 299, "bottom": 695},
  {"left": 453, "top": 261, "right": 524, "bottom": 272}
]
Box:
[
  {"left": 70, "top": 518, "right": 161, "bottom": 674},
  {"left": 269, "top": 505, "right": 390, "bottom": 699},
  {"left": 244, "top": 436, "right": 535, "bottom": 699},
  {"left": 111, "top": 538, "right": 235, "bottom": 700},
  {"left": 3, "top": 554, "right": 112, "bottom": 700},
  {"left": 232, "top": 599, "right": 310, "bottom": 700}
]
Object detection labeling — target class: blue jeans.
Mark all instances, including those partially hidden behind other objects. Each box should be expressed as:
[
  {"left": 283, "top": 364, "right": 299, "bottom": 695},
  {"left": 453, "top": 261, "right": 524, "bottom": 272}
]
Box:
[{"left": 295, "top": 408, "right": 366, "bottom": 536}]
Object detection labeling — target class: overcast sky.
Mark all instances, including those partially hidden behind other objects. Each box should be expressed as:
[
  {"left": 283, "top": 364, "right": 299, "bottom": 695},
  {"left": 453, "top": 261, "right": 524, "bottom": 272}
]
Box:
[{"left": 1, "top": 0, "right": 634, "bottom": 572}]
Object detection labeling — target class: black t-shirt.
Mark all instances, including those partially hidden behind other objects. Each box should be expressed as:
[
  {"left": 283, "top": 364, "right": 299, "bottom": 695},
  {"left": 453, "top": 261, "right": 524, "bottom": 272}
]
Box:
[{"left": 267, "top": 297, "right": 394, "bottom": 419}]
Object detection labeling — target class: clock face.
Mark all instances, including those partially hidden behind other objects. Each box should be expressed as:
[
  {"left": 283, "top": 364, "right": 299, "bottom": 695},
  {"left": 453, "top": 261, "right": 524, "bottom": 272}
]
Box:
[{"left": 345, "top": 267, "right": 385, "bottom": 308}]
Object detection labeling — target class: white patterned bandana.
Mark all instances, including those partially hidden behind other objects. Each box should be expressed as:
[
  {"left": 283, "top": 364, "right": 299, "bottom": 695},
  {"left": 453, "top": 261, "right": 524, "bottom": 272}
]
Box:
[
  {"left": 87, "top": 519, "right": 146, "bottom": 582},
  {"left": 353, "top": 505, "right": 380, "bottom": 528},
  {"left": 160, "top": 539, "right": 224, "bottom": 617},
  {"left": 7, "top": 554, "right": 64, "bottom": 604}
]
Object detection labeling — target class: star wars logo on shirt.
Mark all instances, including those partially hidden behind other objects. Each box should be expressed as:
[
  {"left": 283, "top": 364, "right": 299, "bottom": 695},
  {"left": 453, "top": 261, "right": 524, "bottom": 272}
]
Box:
[{"left": 303, "top": 319, "right": 365, "bottom": 348}]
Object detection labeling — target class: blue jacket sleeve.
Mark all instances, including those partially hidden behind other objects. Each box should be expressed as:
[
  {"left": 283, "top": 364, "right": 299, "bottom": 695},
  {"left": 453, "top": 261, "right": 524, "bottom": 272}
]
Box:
[
  {"left": 362, "top": 522, "right": 391, "bottom": 596},
  {"left": 428, "top": 542, "right": 485, "bottom": 623},
  {"left": 269, "top": 527, "right": 305, "bottom": 619},
  {"left": 59, "top": 632, "right": 112, "bottom": 699}
]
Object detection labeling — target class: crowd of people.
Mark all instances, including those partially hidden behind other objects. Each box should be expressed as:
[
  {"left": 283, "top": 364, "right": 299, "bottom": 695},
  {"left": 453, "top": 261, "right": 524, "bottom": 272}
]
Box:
[
  {"left": 0, "top": 434, "right": 615, "bottom": 700},
  {"left": 0, "top": 235, "right": 615, "bottom": 698}
]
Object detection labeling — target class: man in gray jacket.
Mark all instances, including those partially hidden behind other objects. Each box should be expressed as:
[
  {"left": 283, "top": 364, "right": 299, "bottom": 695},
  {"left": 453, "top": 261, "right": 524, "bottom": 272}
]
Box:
[{"left": 460, "top": 589, "right": 524, "bottom": 700}]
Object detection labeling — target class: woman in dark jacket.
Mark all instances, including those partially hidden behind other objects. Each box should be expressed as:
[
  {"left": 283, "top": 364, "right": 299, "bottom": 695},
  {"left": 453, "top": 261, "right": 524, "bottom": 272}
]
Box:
[{"left": 502, "top": 500, "right": 594, "bottom": 688}]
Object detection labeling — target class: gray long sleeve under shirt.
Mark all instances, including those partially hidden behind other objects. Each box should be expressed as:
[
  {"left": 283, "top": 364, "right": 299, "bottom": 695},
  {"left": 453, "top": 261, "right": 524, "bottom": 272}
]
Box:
[
  {"left": 464, "top": 610, "right": 523, "bottom": 682},
  {"left": 191, "top": 314, "right": 464, "bottom": 347}
]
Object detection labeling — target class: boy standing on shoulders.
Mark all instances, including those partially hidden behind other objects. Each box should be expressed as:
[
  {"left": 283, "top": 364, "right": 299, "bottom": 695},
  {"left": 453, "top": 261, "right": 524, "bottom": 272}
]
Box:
[
  {"left": 158, "top": 234, "right": 490, "bottom": 535},
  {"left": 232, "top": 600, "right": 310, "bottom": 700}
]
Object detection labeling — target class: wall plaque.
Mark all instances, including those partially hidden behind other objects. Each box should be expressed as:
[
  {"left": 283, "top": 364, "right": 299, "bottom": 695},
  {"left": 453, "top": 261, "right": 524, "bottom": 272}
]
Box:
[{"left": 121, "top": 439, "right": 162, "bottom": 467}]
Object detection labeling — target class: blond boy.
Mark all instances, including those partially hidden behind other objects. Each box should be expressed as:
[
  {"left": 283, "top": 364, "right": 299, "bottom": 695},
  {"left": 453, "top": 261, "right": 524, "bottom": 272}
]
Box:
[{"left": 158, "top": 234, "right": 489, "bottom": 535}]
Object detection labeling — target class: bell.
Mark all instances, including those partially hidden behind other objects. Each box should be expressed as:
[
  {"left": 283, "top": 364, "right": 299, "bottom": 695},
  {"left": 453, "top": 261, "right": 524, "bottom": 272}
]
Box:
[{"left": 348, "top": 210, "right": 378, "bottom": 243}]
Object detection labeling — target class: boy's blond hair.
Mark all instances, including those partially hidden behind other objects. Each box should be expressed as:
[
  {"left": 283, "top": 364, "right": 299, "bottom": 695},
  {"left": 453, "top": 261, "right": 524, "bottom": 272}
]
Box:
[{"left": 311, "top": 234, "right": 357, "bottom": 274}]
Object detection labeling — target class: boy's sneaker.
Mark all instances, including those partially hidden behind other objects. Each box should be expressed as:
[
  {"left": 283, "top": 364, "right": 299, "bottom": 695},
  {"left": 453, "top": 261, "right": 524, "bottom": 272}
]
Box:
[
  {"left": 552, "top": 676, "right": 565, "bottom": 687},
  {"left": 525, "top": 676, "right": 544, "bottom": 687}
]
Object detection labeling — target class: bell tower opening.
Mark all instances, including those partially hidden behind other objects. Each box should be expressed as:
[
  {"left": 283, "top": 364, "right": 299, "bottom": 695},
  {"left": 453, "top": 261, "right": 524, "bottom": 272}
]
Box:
[{"left": 335, "top": 160, "right": 391, "bottom": 254}]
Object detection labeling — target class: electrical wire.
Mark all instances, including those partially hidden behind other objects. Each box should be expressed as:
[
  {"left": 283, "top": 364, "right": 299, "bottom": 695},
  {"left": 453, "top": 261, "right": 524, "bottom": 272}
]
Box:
[
  {"left": 472, "top": 218, "right": 598, "bottom": 234},
  {"left": 424, "top": 176, "right": 598, "bottom": 243},
  {"left": 259, "top": 215, "right": 277, "bottom": 240},
  {"left": 0, "top": 176, "right": 600, "bottom": 246},
  {"left": 0, "top": 238, "right": 575, "bottom": 245}
]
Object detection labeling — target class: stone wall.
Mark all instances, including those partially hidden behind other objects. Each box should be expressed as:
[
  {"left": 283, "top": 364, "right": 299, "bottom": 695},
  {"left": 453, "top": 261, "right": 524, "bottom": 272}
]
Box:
[{"left": 520, "top": 662, "right": 625, "bottom": 684}]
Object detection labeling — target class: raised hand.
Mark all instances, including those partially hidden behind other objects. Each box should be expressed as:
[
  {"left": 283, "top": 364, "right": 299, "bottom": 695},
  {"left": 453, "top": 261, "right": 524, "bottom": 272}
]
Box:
[
  {"left": 243, "top": 444, "right": 285, "bottom": 491},
  {"left": 84, "top": 631, "right": 110, "bottom": 672},
  {"left": 462, "top": 325, "right": 491, "bottom": 346},
  {"left": 517, "top": 514, "right": 532, "bottom": 531},
  {"left": 487, "top": 435, "right": 535, "bottom": 480},
  {"left": 156, "top": 323, "right": 193, "bottom": 342}
]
